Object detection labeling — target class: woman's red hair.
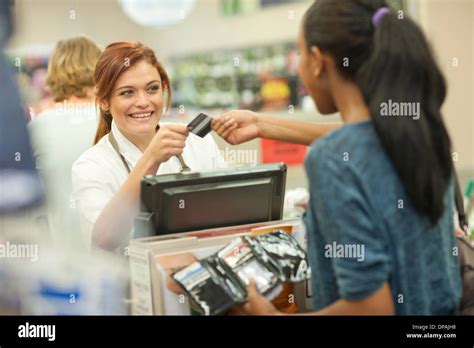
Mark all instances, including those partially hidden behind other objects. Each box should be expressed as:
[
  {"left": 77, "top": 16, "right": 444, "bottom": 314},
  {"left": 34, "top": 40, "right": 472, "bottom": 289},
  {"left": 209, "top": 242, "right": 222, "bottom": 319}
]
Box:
[{"left": 93, "top": 42, "right": 172, "bottom": 144}]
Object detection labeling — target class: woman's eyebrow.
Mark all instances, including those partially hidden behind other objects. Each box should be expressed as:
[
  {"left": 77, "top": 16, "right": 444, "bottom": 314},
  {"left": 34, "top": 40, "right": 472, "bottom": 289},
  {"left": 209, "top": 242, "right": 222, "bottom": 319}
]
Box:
[
  {"left": 147, "top": 79, "right": 161, "bottom": 85},
  {"left": 114, "top": 80, "right": 161, "bottom": 92},
  {"left": 114, "top": 85, "right": 133, "bottom": 92}
]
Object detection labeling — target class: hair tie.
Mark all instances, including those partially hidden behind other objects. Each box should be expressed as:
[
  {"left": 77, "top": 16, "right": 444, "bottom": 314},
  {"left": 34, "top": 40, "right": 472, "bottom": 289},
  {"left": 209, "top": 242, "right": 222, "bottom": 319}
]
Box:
[{"left": 372, "top": 7, "right": 390, "bottom": 27}]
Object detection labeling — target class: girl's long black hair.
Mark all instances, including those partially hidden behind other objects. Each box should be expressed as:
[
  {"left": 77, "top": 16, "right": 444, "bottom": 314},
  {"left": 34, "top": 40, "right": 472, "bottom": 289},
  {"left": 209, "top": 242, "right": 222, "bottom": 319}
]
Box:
[{"left": 304, "top": 0, "right": 453, "bottom": 224}]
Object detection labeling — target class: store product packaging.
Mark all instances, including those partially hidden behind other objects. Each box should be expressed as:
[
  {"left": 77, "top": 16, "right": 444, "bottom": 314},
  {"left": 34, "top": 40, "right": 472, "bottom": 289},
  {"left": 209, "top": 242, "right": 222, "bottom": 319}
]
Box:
[{"left": 172, "top": 230, "right": 311, "bottom": 315}]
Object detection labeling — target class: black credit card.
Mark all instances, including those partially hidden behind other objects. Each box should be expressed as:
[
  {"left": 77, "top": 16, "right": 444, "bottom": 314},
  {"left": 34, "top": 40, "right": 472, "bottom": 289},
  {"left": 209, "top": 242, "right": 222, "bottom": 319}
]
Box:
[{"left": 187, "top": 113, "right": 212, "bottom": 138}]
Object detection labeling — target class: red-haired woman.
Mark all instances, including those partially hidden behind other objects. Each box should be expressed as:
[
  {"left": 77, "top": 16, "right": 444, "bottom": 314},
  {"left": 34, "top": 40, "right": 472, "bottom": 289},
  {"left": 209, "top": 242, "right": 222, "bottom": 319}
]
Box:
[{"left": 72, "top": 42, "right": 226, "bottom": 252}]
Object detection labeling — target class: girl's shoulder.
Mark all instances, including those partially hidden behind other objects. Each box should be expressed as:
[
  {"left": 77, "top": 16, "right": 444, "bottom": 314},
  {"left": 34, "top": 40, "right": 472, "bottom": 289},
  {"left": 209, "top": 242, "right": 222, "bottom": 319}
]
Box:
[{"left": 308, "top": 120, "right": 378, "bottom": 162}]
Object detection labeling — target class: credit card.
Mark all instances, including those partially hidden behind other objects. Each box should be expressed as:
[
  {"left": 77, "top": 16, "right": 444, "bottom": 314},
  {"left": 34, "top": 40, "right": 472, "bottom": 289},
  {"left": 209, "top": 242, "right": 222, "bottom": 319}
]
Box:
[{"left": 187, "top": 113, "right": 212, "bottom": 137}]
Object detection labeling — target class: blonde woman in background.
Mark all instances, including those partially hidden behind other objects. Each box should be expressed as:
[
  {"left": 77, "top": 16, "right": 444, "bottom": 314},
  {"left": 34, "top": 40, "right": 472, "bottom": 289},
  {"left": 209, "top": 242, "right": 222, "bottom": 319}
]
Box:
[{"left": 28, "top": 36, "right": 102, "bottom": 249}]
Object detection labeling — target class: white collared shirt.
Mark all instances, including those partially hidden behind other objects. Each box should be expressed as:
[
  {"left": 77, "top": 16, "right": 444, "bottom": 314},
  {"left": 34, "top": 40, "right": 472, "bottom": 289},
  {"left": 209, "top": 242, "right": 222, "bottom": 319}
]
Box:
[{"left": 71, "top": 121, "right": 227, "bottom": 251}]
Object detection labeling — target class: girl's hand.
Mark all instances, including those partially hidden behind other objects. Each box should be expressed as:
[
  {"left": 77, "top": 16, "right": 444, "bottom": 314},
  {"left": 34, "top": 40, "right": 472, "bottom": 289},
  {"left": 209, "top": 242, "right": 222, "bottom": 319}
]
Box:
[
  {"left": 228, "top": 279, "right": 283, "bottom": 316},
  {"left": 212, "top": 110, "right": 260, "bottom": 145}
]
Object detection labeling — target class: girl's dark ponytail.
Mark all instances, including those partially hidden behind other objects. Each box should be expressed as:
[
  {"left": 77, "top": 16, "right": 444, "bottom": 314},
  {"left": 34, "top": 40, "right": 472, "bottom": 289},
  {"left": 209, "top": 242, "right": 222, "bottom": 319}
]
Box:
[{"left": 304, "top": 0, "right": 453, "bottom": 224}]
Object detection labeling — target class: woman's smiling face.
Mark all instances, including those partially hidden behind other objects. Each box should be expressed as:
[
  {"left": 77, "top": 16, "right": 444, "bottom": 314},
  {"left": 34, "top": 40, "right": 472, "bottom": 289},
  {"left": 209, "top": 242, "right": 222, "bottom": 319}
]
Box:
[{"left": 106, "top": 60, "right": 164, "bottom": 139}]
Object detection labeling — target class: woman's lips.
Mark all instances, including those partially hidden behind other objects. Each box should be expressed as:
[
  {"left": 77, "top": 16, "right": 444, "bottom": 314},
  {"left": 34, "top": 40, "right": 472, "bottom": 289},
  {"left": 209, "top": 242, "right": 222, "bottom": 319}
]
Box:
[{"left": 128, "top": 111, "right": 154, "bottom": 119}]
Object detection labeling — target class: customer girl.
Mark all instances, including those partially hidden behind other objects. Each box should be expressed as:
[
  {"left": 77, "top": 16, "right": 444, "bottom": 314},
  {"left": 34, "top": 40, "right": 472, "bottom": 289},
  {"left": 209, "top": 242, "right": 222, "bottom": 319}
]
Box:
[{"left": 216, "top": 0, "right": 461, "bottom": 315}]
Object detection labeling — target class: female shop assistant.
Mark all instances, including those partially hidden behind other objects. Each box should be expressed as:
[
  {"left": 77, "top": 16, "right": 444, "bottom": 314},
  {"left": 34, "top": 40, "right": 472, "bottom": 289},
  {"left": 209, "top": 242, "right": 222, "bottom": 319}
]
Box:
[
  {"left": 72, "top": 42, "right": 226, "bottom": 253},
  {"left": 214, "top": 0, "right": 461, "bottom": 315}
]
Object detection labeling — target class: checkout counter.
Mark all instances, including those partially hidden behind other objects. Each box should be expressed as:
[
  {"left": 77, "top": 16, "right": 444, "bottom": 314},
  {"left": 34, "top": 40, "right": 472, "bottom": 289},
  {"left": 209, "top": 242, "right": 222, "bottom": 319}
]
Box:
[{"left": 128, "top": 163, "right": 312, "bottom": 315}]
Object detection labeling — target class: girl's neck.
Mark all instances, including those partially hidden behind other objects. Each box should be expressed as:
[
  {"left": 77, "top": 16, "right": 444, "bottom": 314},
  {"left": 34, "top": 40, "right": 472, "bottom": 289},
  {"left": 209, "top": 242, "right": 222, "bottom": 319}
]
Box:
[{"left": 332, "top": 77, "right": 371, "bottom": 124}]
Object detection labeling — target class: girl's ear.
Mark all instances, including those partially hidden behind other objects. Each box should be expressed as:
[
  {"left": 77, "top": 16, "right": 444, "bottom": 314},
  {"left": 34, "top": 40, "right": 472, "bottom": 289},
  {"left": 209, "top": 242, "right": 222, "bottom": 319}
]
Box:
[{"left": 310, "top": 45, "right": 325, "bottom": 78}]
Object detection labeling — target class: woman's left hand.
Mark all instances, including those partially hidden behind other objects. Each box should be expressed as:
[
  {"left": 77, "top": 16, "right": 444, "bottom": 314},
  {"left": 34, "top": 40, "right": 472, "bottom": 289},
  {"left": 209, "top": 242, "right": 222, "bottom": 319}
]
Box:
[{"left": 228, "top": 279, "right": 283, "bottom": 316}]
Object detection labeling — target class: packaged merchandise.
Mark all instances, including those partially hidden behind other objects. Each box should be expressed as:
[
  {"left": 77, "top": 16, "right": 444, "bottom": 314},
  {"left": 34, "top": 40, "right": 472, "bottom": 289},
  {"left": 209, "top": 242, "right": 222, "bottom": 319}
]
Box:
[{"left": 172, "top": 230, "right": 310, "bottom": 315}]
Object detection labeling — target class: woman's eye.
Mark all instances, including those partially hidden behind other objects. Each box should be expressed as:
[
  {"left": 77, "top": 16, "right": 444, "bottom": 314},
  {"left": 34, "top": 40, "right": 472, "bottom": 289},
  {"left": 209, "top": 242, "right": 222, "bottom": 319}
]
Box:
[
  {"left": 120, "top": 90, "right": 133, "bottom": 96},
  {"left": 148, "top": 85, "right": 160, "bottom": 92}
]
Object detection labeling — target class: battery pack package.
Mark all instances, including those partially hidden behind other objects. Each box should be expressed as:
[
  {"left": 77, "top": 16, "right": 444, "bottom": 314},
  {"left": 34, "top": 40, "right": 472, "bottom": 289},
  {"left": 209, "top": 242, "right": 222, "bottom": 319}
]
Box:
[
  {"left": 172, "top": 261, "right": 235, "bottom": 316},
  {"left": 172, "top": 230, "right": 310, "bottom": 315},
  {"left": 249, "top": 230, "right": 310, "bottom": 282}
]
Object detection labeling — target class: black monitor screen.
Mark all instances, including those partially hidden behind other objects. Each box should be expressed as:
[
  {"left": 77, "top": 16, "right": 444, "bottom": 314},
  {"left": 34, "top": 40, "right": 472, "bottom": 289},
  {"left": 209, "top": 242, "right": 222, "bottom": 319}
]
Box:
[{"left": 135, "top": 163, "right": 287, "bottom": 237}]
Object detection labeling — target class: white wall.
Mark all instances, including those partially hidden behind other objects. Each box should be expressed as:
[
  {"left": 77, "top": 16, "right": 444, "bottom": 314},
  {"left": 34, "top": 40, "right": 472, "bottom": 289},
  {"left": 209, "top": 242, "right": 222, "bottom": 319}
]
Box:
[
  {"left": 418, "top": 0, "right": 474, "bottom": 175},
  {"left": 144, "top": 0, "right": 311, "bottom": 60},
  {"left": 8, "top": 0, "right": 147, "bottom": 54},
  {"left": 8, "top": 0, "right": 311, "bottom": 57}
]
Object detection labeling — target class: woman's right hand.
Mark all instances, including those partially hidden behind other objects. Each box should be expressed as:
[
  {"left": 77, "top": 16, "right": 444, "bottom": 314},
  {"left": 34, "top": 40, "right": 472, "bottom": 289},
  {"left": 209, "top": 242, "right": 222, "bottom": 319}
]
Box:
[
  {"left": 212, "top": 110, "right": 260, "bottom": 145},
  {"left": 145, "top": 123, "right": 189, "bottom": 164}
]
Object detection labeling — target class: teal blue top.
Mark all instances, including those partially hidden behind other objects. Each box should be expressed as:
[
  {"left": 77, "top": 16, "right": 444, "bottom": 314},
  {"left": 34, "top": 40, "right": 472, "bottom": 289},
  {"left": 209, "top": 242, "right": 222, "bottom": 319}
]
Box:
[{"left": 303, "top": 120, "right": 461, "bottom": 314}]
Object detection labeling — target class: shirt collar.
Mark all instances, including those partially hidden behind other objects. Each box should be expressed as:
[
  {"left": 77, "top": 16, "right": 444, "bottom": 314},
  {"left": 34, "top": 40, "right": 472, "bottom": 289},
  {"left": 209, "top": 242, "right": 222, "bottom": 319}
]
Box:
[{"left": 110, "top": 120, "right": 142, "bottom": 168}]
